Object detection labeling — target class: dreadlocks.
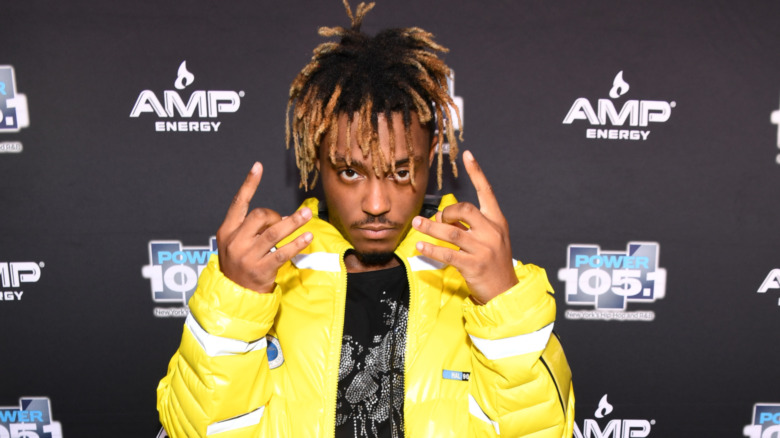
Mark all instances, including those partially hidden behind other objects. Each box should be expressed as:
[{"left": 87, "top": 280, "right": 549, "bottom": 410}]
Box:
[{"left": 286, "top": 0, "right": 462, "bottom": 190}]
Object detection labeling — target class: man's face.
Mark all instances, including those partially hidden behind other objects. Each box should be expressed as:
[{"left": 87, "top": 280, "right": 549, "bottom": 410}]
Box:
[{"left": 317, "top": 112, "right": 434, "bottom": 263}]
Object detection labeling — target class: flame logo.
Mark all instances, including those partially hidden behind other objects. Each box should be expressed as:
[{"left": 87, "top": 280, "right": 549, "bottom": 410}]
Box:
[
  {"left": 595, "top": 394, "right": 614, "bottom": 419},
  {"left": 174, "top": 61, "right": 195, "bottom": 90},
  {"left": 609, "top": 71, "right": 630, "bottom": 99}
]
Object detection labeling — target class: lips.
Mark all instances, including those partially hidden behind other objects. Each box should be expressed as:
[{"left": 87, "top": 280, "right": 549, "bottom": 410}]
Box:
[{"left": 355, "top": 226, "right": 397, "bottom": 239}]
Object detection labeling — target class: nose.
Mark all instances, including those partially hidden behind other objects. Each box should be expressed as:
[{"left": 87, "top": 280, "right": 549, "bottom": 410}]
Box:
[{"left": 362, "top": 177, "right": 391, "bottom": 217}]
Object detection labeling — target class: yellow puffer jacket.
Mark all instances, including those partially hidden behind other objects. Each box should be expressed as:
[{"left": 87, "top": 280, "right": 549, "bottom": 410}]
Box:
[{"left": 157, "top": 195, "right": 574, "bottom": 437}]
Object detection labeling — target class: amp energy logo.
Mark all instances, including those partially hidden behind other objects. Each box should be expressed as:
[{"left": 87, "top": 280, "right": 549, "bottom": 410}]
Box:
[
  {"left": 563, "top": 71, "right": 675, "bottom": 141},
  {"left": 744, "top": 403, "right": 780, "bottom": 438},
  {"left": 0, "top": 261, "right": 44, "bottom": 302},
  {"left": 558, "top": 242, "right": 666, "bottom": 321},
  {"left": 130, "top": 61, "right": 244, "bottom": 133},
  {"left": 757, "top": 269, "right": 780, "bottom": 307},
  {"left": 142, "top": 238, "right": 217, "bottom": 317},
  {"left": 0, "top": 397, "right": 62, "bottom": 437},
  {"left": 0, "top": 65, "right": 30, "bottom": 154},
  {"left": 574, "top": 394, "right": 655, "bottom": 438}
]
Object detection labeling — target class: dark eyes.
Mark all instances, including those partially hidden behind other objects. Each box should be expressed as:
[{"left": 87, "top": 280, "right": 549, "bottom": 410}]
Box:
[
  {"left": 339, "top": 168, "right": 360, "bottom": 181},
  {"left": 391, "top": 169, "right": 411, "bottom": 182},
  {"left": 337, "top": 167, "right": 411, "bottom": 183}
]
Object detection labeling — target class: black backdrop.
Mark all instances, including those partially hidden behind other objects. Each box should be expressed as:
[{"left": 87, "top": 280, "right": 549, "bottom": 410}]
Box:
[{"left": 2, "top": 1, "right": 780, "bottom": 436}]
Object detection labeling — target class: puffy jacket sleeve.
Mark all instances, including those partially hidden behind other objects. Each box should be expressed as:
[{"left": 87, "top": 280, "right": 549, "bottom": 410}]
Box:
[
  {"left": 157, "top": 254, "right": 281, "bottom": 437},
  {"left": 462, "top": 262, "right": 575, "bottom": 438}
]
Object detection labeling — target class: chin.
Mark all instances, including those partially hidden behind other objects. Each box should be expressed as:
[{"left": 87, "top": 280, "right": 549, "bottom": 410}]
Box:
[{"left": 353, "top": 251, "right": 397, "bottom": 267}]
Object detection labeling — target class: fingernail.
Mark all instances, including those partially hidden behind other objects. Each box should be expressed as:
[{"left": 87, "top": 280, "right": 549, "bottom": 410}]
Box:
[
  {"left": 464, "top": 150, "right": 474, "bottom": 161},
  {"left": 412, "top": 216, "right": 422, "bottom": 228},
  {"left": 301, "top": 207, "right": 312, "bottom": 219},
  {"left": 304, "top": 232, "right": 313, "bottom": 243},
  {"left": 251, "top": 162, "right": 261, "bottom": 174},
  {"left": 416, "top": 241, "right": 424, "bottom": 252}
]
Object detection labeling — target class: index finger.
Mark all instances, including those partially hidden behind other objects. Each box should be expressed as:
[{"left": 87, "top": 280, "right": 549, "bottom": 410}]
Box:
[
  {"left": 462, "top": 150, "right": 503, "bottom": 221},
  {"left": 223, "top": 162, "right": 263, "bottom": 231}
]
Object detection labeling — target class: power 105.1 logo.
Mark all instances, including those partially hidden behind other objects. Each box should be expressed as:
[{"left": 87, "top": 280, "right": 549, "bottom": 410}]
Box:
[
  {"left": 0, "top": 66, "right": 30, "bottom": 135},
  {"left": 744, "top": 404, "right": 780, "bottom": 438},
  {"left": 0, "top": 398, "right": 62, "bottom": 438},
  {"left": 558, "top": 242, "right": 666, "bottom": 321},
  {"left": 141, "top": 238, "right": 216, "bottom": 318}
]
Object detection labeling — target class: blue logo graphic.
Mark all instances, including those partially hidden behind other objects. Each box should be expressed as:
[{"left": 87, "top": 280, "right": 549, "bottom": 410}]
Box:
[
  {"left": 0, "top": 66, "right": 30, "bottom": 133},
  {"left": 0, "top": 397, "right": 62, "bottom": 437},
  {"left": 744, "top": 404, "right": 780, "bottom": 437},
  {"left": 559, "top": 242, "right": 666, "bottom": 310},
  {"left": 142, "top": 238, "right": 217, "bottom": 307},
  {"left": 266, "top": 335, "right": 284, "bottom": 369}
]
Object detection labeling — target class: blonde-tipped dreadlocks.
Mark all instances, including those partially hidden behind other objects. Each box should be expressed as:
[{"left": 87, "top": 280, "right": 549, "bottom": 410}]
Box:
[{"left": 286, "top": 0, "right": 462, "bottom": 190}]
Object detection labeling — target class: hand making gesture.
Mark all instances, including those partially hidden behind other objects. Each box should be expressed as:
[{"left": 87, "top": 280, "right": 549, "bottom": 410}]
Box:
[
  {"left": 216, "top": 162, "right": 314, "bottom": 294},
  {"left": 412, "top": 151, "right": 518, "bottom": 304}
]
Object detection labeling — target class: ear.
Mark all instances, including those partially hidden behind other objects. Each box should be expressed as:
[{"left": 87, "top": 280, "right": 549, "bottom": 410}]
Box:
[{"left": 428, "top": 135, "right": 438, "bottom": 168}]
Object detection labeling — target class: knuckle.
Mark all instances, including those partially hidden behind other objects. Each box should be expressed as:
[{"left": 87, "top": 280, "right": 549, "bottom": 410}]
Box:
[
  {"left": 248, "top": 208, "right": 267, "bottom": 221},
  {"left": 263, "top": 227, "right": 280, "bottom": 243},
  {"left": 216, "top": 228, "right": 229, "bottom": 244},
  {"left": 447, "top": 228, "right": 461, "bottom": 243},
  {"left": 460, "top": 202, "right": 475, "bottom": 214},
  {"left": 273, "top": 249, "right": 288, "bottom": 264},
  {"left": 265, "top": 209, "right": 282, "bottom": 223}
]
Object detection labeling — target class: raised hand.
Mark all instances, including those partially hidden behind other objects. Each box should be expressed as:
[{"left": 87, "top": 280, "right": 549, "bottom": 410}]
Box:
[
  {"left": 412, "top": 151, "right": 517, "bottom": 304},
  {"left": 216, "top": 162, "right": 314, "bottom": 294}
]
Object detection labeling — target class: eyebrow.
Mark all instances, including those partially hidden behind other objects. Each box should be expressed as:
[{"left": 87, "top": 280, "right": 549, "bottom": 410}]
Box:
[{"left": 330, "top": 153, "right": 421, "bottom": 171}]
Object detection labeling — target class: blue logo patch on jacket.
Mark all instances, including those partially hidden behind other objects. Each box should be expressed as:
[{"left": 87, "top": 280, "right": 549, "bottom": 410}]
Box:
[{"left": 266, "top": 336, "right": 284, "bottom": 369}]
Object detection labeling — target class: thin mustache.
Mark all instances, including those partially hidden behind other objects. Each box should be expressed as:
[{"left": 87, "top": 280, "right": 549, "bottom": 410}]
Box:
[{"left": 352, "top": 216, "right": 399, "bottom": 228}]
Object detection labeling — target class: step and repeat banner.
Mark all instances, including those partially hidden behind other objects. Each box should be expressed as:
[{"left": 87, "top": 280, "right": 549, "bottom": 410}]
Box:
[{"left": 2, "top": 0, "right": 779, "bottom": 436}]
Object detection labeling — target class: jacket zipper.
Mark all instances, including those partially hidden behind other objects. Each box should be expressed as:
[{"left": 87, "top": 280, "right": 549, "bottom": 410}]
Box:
[
  {"left": 329, "top": 249, "right": 350, "bottom": 438},
  {"left": 400, "top": 255, "right": 414, "bottom": 438}
]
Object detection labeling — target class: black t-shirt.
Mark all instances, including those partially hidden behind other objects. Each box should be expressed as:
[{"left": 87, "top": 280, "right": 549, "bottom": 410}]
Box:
[{"left": 335, "top": 263, "right": 410, "bottom": 438}]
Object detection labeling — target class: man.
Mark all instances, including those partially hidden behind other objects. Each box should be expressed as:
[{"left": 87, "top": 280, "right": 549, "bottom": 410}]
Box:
[{"left": 157, "top": 2, "right": 574, "bottom": 437}]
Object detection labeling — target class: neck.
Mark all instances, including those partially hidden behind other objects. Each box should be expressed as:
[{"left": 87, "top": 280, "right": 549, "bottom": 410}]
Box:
[{"left": 343, "top": 252, "right": 401, "bottom": 273}]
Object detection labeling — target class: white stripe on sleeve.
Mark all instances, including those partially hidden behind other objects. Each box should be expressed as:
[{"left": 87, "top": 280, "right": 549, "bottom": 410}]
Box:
[
  {"left": 185, "top": 314, "right": 267, "bottom": 357},
  {"left": 290, "top": 252, "right": 341, "bottom": 271},
  {"left": 407, "top": 255, "right": 446, "bottom": 271},
  {"left": 469, "top": 323, "right": 554, "bottom": 360},
  {"left": 468, "top": 394, "right": 500, "bottom": 435},
  {"left": 206, "top": 406, "right": 265, "bottom": 436}
]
